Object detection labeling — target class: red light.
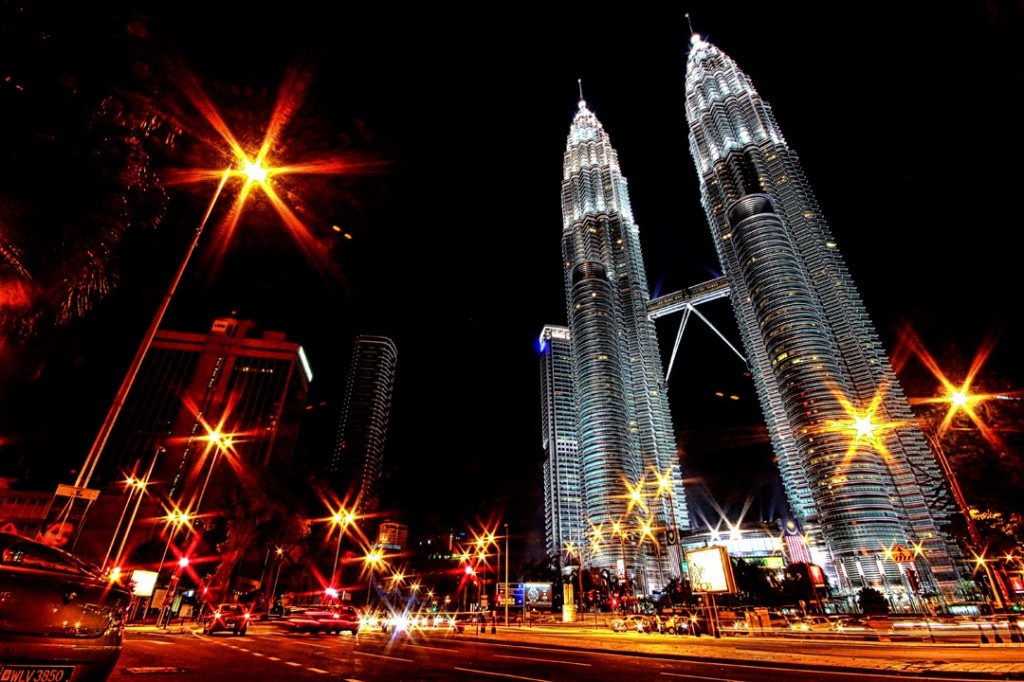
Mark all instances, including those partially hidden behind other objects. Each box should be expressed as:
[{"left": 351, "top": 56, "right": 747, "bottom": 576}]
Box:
[
  {"left": 464, "top": 566, "right": 474, "bottom": 575},
  {"left": 179, "top": 557, "right": 190, "bottom": 568}
]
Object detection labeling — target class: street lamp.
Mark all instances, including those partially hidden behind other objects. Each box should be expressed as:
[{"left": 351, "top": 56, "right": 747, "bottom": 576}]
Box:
[
  {"left": 637, "top": 516, "right": 665, "bottom": 593},
  {"left": 364, "top": 549, "right": 384, "bottom": 609},
  {"left": 75, "top": 167, "right": 237, "bottom": 491},
  {"left": 611, "top": 521, "right": 629, "bottom": 595},
  {"left": 194, "top": 429, "right": 234, "bottom": 517},
  {"left": 504, "top": 523, "right": 509, "bottom": 627},
  {"left": 269, "top": 546, "right": 285, "bottom": 611},
  {"left": 566, "top": 541, "right": 585, "bottom": 620},
  {"left": 108, "top": 444, "right": 163, "bottom": 571},
  {"left": 329, "top": 509, "right": 356, "bottom": 593},
  {"left": 653, "top": 466, "right": 682, "bottom": 579},
  {"left": 102, "top": 472, "right": 146, "bottom": 570}
]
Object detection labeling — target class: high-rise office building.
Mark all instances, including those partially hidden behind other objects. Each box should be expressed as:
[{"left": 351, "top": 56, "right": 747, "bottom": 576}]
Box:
[
  {"left": 558, "top": 99, "right": 690, "bottom": 588},
  {"left": 83, "top": 317, "right": 312, "bottom": 563},
  {"left": 539, "top": 325, "right": 584, "bottom": 562},
  {"left": 328, "top": 335, "right": 397, "bottom": 517},
  {"left": 683, "top": 33, "right": 962, "bottom": 598}
]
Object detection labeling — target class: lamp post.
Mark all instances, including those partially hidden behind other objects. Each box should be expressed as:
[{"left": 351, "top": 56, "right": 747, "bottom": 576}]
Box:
[
  {"left": 75, "top": 169, "right": 235, "bottom": 491},
  {"left": 102, "top": 471, "right": 145, "bottom": 570},
  {"left": 364, "top": 549, "right": 383, "bottom": 610},
  {"left": 194, "top": 430, "right": 233, "bottom": 517},
  {"left": 269, "top": 546, "right": 285, "bottom": 611},
  {"left": 654, "top": 467, "right": 681, "bottom": 579},
  {"left": 638, "top": 517, "right": 665, "bottom": 594},
  {"left": 330, "top": 509, "right": 355, "bottom": 593},
  {"left": 109, "top": 445, "right": 162, "bottom": 571},
  {"left": 612, "top": 521, "right": 629, "bottom": 596},
  {"left": 504, "top": 523, "right": 509, "bottom": 627}
]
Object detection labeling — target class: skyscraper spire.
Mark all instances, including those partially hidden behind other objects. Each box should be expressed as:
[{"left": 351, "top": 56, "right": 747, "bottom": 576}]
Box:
[{"left": 683, "top": 33, "right": 962, "bottom": 600}]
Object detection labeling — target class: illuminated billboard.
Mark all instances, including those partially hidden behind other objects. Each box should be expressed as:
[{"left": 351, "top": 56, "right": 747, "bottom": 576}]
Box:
[
  {"left": 684, "top": 546, "right": 737, "bottom": 594},
  {"left": 511, "top": 582, "right": 552, "bottom": 608},
  {"left": 130, "top": 569, "right": 158, "bottom": 597}
]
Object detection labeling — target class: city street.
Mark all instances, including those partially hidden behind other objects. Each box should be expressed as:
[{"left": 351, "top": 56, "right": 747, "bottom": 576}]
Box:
[{"left": 108, "top": 620, "right": 1024, "bottom": 681}]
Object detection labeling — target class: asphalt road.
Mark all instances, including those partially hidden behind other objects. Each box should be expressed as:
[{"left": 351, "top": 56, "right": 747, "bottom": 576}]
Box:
[{"left": 106, "top": 621, "right": 1024, "bottom": 681}]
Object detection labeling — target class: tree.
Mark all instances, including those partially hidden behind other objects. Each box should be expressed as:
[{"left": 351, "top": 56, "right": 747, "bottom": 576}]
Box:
[
  {"left": 857, "top": 586, "right": 889, "bottom": 615},
  {"left": 731, "top": 558, "right": 781, "bottom": 606}
]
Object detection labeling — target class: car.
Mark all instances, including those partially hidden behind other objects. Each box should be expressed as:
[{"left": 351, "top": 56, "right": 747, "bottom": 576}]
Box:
[
  {"left": 789, "top": 615, "right": 832, "bottom": 633},
  {"left": 203, "top": 602, "right": 251, "bottom": 636},
  {"left": 609, "top": 614, "right": 655, "bottom": 633},
  {"left": 0, "top": 530, "right": 132, "bottom": 682},
  {"left": 279, "top": 604, "right": 362, "bottom": 634}
]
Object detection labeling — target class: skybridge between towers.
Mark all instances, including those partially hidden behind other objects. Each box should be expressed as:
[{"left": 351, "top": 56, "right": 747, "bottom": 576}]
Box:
[{"left": 646, "top": 276, "right": 746, "bottom": 381}]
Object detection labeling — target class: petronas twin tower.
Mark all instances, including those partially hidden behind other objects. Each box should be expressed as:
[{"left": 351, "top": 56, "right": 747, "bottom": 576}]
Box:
[{"left": 542, "top": 31, "right": 963, "bottom": 602}]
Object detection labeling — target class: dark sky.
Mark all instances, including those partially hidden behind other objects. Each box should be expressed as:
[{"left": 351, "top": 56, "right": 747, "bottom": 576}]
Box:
[{"left": 2, "top": 3, "right": 1022, "bottom": 559}]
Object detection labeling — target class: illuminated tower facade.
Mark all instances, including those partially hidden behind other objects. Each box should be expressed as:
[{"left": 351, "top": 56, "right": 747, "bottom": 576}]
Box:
[
  {"left": 328, "top": 335, "right": 397, "bottom": 516},
  {"left": 684, "top": 33, "right": 962, "bottom": 598},
  {"left": 560, "top": 100, "right": 689, "bottom": 587},
  {"left": 539, "top": 325, "right": 584, "bottom": 562}
]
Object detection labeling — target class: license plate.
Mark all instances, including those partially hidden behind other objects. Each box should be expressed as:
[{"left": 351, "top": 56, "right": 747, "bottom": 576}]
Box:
[{"left": 0, "top": 665, "right": 75, "bottom": 682}]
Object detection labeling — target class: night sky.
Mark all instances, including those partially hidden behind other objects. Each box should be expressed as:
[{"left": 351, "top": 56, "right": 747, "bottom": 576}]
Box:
[{"left": 2, "top": 3, "right": 1022, "bottom": 561}]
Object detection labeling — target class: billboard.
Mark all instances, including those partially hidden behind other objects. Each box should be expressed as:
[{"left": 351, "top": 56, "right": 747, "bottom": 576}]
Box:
[
  {"left": 685, "top": 546, "right": 737, "bottom": 594},
  {"left": 511, "top": 582, "right": 552, "bottom": 608}
]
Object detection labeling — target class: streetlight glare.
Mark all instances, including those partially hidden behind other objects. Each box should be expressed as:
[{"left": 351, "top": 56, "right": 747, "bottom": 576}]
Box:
[{"left": 240, "top": 158, "right": 270, "bottom": 184}]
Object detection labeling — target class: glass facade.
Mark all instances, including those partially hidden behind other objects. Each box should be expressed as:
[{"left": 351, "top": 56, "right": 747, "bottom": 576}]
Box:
[
  {"left": 558, "top": 100, "right": 689, "bottom": 587},
  {"left": 539, "top": 326, "right": 584, "bottom": 562},
  {"left": 684, "top": 34, "right": 962, "bottom": 597}
]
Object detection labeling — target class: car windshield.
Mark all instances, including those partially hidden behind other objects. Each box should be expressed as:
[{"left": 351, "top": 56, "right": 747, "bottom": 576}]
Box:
[
  {"left": 220, "top": 604, "right": 245, "bottom": 614},
  {"left": 0, "top": 532, "right": 99, "bottom": 577}
]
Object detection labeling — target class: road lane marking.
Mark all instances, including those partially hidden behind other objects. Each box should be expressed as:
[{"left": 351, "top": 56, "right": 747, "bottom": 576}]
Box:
[
  {"left": 308, "top": 668, "right": 329, "bottom": 674},
  {"left": 453, "top": 668, "right": 552, "bottom": 681},
  {"left": 356, "top": 651, "right": 413, "bottom": 663},
  {"left": 404, "top": 643, "right": 451, "bottom": 652},
  {"left": 285, "top": 661, "right": 302, "bottom": 667},
  {"left": 267, "top": 656, "right": 281, "bottom": 661},
  {"left": 494, "top": 654, "right": 590, "bottom": 667}
]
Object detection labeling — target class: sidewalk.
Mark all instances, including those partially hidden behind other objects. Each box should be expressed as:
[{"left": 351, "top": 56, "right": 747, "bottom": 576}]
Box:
[{"left": 439, "top": 618, "right": 1024, "bottom": 680}]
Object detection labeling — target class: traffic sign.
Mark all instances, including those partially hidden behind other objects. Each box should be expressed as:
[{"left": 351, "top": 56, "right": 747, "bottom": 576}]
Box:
[
  {"left": 55, "top": 484, "right": 100, "bottom": 501},
  {"left": 890, "top": 544, "right": 915, "bottom": 563}
]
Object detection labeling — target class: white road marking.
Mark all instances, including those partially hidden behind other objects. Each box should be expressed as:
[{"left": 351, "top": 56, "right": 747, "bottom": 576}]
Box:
[
  {"left": 494, "top": 654, "right": 590, "bottom": 667},
  {"left": 453, "top": 668, "right": 552, "bottom": 682},
  {"left": 355, "top": 651, "right": 413, "bottom": 663}
]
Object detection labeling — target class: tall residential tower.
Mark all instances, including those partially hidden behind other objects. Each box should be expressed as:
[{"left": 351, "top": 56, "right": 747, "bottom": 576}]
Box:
[
  {"left": 328, "top": 335, "right": 398, "bottom": 517},
  {"left": 558, "top": 99, "right": 690, "bottom": 589},
  {"left": 683, "top": 33, "right": 962, "bottom": 599}
]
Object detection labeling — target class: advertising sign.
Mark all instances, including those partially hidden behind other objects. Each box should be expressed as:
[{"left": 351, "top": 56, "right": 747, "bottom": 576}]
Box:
[
  {"left": 130, "top": 569, "right": 158, "bottom": 597},
  {"left": 511, "top": 582, "right": 552, "bottom": 607},
  {"left": 685, "top": 546, "right": 737, "bottom": 594}
]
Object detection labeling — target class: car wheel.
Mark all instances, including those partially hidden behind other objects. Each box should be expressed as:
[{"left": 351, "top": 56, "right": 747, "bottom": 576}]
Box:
[{"left": 239, "top": 627, "right": 247, "bottom": 636}]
